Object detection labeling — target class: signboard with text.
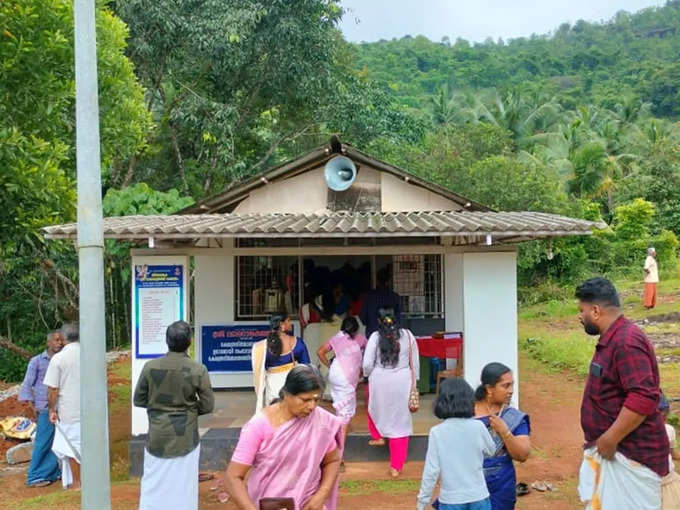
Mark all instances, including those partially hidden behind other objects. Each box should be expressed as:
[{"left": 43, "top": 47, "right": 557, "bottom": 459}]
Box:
[
  {"left": 201, "top": 324, "right": 269, "bottom": 372},
  {"left": 134, "top": 264, "right": 184, "bottom": 358}
]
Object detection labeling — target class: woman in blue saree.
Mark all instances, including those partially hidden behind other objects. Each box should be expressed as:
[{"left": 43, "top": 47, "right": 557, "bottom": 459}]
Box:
[{"left": 474, "top": 363, "right": 531, "bottom": 510}]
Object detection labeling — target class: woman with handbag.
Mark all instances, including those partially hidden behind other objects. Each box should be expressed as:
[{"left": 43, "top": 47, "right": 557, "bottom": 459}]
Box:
[
  {"left": 252, "top": 314, "right": 311, "bottom": 412},
  {"left": 225, "top": 365, "right": 343, "bottom": 510},
  {"left": 362, "top": 308, "right": 419, "bottom": 477}
]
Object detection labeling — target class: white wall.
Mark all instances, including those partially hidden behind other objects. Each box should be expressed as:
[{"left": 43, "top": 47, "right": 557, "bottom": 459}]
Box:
[
  {"left": 231, "top": 165, "right": 464, "bottom": 214},
  {"left": 194, "top": 250, "right": 247, "bottom": 388},
  {"left": 233, "top": 167, "right": 328, "bottom": 214},
  {"left": 444, "top": 253, "right": 464, "bottom": 370},
  {"left": 462, "top": 251, "right": 519, "bottom": 403},
  {"left": 193, "top": 251, "right": 302, "bottom": 389},
  {"left": 381, "top": 173, "right": 461, "bottom": 212}
]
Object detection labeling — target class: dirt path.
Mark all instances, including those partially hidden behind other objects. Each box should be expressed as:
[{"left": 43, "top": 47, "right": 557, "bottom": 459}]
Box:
[
  {"left": 514, "top": 353, "right": 584, "bottom": 509},
  {"left": 1, "top": 352, "right": 587, "bottom": 509}
]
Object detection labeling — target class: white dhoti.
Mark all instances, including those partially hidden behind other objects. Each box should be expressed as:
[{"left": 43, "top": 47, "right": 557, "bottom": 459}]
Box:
[
  {"left": 52, "top": 421, "right": 81, "bottom": 488},
  {"left": 578, "top": 447, "right": 662, "bottom": 510},
  {"left": 139, "top": 445, "right": 200, "bottom": 510},
  {"left": 328, "top": 362, "right": 356, "bottom": 425}
]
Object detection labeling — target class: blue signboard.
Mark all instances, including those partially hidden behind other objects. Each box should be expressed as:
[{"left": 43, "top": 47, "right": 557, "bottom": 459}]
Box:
[
  {"left": 202, "top": 324, "right": 270, "bottom": 372},
  {"left": 134, "top": 264, "right": 184, "bottom": 359}
]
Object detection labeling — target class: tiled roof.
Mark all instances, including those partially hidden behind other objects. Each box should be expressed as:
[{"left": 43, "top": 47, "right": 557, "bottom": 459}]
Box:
[{"left": 43, "top": 211, "right": 604, "bottom": 241}]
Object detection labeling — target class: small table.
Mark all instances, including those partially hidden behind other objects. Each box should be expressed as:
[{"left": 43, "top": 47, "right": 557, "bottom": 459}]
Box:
[{"left": 415, "top": 334, "right": 464, "bottom": 394}]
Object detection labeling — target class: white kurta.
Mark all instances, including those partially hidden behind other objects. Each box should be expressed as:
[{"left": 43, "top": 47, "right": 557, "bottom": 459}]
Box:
[
  {"left": 139, "top": 445, "right": 201, "bottom": 510},
  {"left": 363, "top": 330, "right": 419, "bottom": 438}
]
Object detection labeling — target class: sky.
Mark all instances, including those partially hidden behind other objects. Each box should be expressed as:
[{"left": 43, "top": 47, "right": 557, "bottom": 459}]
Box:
[{"left": 339, "top": 0, "right": 667, "bottom": 43}]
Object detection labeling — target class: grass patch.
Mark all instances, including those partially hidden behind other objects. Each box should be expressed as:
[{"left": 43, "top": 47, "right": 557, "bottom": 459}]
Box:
[
  {"left": 108, "top": 358, "right": 131, "bottom": 415},
  {"left": 15, "top": 481, "right": 139, "bottom": 510},
  {"left": 340, "top": 479, "right": 420, "bottom": 495},
  {"left": 660, "top": 363, "right": 680, "bottom": 397},
  {"left": 519, "top": 299, "right": 579, "bottom": 321},
  {"left": 519, "top": 272, "right": 680, "bottom": 392},
  {"left": 107, "top": 358, "right": 132, "bottom": 482},
  {"left": 519, "top": 325, "right": 595, "bottom": 377}
]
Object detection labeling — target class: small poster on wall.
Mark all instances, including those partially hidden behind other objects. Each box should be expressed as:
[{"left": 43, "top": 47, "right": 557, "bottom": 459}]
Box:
[
  {"left": 134, "top": 264, "right": 184, "bottom": 358},
  {"left": 202, "top": 324, "right": 270, "bottom": 372}
]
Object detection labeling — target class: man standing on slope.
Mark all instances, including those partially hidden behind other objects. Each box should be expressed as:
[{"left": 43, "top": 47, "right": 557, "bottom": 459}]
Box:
[
  {"left": 643, "top": 247, "right": 659, "bottom": 309},
  {"left": 575, "top": 277, "right": 668, "bottom": 510}
]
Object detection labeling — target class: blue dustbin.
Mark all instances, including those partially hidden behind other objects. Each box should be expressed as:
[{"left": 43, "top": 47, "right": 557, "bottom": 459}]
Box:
[{"left": 429, "top": 357, "right": 446, "bottom": 393}]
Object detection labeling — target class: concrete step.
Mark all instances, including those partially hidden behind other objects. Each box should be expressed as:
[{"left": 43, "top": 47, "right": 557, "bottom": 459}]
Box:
[{"left": 129, "top": 429, "right": 428, "bottom": 476}]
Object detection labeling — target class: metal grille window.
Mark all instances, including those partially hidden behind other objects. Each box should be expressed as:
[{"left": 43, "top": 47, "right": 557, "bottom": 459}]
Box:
[
  {"left": 236, "top": 256, "right": 299, "bottom": 319},
  {"left": 392, "top": 254, "right": 443, "bottom": 318},
  {"left": 236, "top": 253, "right": 442, "bottom": 320}
]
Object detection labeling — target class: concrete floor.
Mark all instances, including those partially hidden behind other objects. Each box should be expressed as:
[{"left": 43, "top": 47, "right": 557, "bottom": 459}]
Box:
[{"left": 198, "top": 382, "right": 439, "bottom": 436}]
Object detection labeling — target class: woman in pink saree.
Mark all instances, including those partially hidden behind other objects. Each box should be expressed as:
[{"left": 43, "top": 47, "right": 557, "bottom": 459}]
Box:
[
  {"left": 317, "top": 317, "right": 367, "bottom": 426},
  {"left": 224, "top": 365, "right": 343, "bottom": 510}
]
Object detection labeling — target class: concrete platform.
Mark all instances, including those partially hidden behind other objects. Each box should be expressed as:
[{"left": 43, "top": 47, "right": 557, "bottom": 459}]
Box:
[{"left": 129, "top": 384, "right": 439, "bottom": 476}]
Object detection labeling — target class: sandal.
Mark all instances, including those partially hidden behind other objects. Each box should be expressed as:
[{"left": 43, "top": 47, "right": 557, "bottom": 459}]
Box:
[
  {"left": 199, "top": 472, "right": 215, "bottom": 483},
  {"left": 368, "top": 439, "right": 385, "bottom": 446},
  {"left": 516, "top": 482, "right": 530, "bottom": 496},
  {"left": 389, "top": 467, "right": 401, "bottom": 478},
  {"left": 217, "top": 491, "right": 230, "bottom": 504},
  {"left": 29, "top": 480, "right": 53, "bottom": 488},
  {"left": 531, "top": 481, "right": 548, "bottom": 492}
]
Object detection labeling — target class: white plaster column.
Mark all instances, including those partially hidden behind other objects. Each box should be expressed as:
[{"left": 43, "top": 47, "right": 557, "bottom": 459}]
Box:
[{"left": 462, "top": 251, "right": 519, "bottom": 403}]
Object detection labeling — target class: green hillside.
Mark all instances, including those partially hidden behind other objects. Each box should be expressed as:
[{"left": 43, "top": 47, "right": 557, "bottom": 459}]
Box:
[{"left": 351, "top": 2, "right": 680, "bottom": 117}]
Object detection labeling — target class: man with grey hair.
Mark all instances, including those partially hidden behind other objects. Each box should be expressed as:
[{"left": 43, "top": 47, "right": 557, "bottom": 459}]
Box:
[
  {"left": 44, "top": 323, "right": 81, "bottom": 489},
  {"left": 643, "top": 247, "right": 658, "bottom": 309},
  {"left": 17, "top": 330, "right": 63, "bottom": 486}
]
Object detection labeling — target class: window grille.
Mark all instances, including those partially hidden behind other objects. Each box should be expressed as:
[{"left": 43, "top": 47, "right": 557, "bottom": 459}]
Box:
[
  {"left": 235, "top": 254, "right": 442, "bottom": 320},
  {"left": 236, "top": 256, "right": 299, "bottom": 319},
  {"left": 393, "top": 254, "right": 443, "bottom": 318}
]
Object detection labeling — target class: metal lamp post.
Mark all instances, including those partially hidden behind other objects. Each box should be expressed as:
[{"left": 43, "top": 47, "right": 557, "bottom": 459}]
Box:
[{"left": 74, "top": 0, "right": 112, "bottom": 506}]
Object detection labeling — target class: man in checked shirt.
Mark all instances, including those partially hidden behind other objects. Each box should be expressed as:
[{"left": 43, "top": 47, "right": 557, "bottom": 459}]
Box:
[
  {"left": 575, "top": 277, "right": 669, "bottom": 509},
  {"left": 17, "top": 330, "right": 63, "bottom": 487}
]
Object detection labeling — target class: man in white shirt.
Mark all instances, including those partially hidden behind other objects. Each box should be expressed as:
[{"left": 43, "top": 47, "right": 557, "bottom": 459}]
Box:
[
  {"left": 643, "top": 247, "right": 659, "bottom": 309},
  {"left": 44, "top": 323, "right": 81, "bottom": 489}
]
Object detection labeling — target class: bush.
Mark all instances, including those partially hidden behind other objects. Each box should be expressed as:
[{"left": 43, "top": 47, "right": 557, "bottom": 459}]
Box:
[{"left": 613, "top": 198, "right": 655, "bottom": 241}]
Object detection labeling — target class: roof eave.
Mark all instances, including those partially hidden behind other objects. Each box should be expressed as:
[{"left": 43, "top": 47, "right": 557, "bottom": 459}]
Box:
[{"left": 43, "top": 230, "right": 596, "bottom": 241}]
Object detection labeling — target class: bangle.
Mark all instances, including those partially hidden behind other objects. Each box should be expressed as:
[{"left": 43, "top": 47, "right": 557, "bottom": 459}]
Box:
[{"left": 502, "top": 431, "right": 512, "bottom": 439}]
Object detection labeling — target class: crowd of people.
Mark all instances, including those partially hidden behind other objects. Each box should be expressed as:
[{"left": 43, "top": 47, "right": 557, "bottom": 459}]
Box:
[{"left": 17, "top": 270, "right": 678, "bottom": 510}]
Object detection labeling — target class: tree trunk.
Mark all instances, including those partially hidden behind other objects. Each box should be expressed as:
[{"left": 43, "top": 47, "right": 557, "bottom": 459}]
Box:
[
  {"left": 0, "top": 335, "right": 33, "bottom": 360},
  {"left": 169, "top": 122, "right": 189, "bottom": 193},
  {"left": 121, "top": 155, "right": 137, "bottom": 188}
]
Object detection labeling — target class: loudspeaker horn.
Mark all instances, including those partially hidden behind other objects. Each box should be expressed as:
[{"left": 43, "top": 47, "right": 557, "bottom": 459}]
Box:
[{"left": 324, "top": 155, "right": 357, "bottom": 192}]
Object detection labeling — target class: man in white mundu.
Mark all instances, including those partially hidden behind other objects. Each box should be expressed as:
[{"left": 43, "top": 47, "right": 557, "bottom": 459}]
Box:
[{"left": 44, "top": 323, "right": 81, "bottom": 489}]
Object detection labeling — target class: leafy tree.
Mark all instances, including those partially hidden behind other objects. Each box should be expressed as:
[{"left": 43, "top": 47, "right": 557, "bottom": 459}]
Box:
[
  {"left": 0, "top": 0, "right": 151, "bottom": 380},
  {"left": 113, "top": 0, "right": 421, "bottom": 196},
  {"left": 101, "top": 184, "right": 194, "bottom": 349},
  {"left": 0, "top": 0, "right": 152, "bottom": 181}
]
